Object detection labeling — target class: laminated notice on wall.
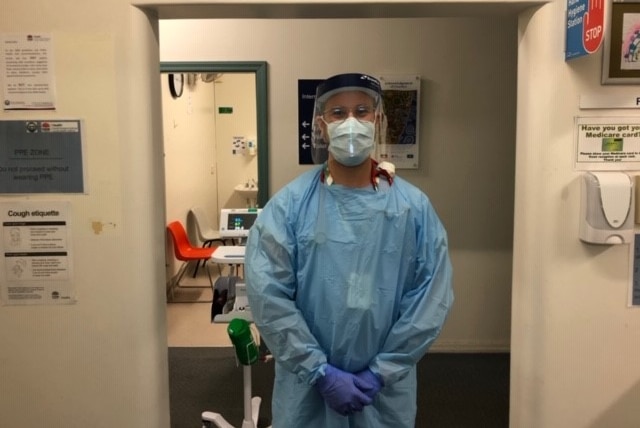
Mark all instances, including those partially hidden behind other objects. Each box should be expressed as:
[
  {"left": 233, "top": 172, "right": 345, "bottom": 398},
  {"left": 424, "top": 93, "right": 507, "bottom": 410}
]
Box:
[
  {"left": 0, "top": 119, "right": 85, "bottom": 193},
  {"left": 0, "top": 200, "right": 75, "bottom": 305},
  {"left": 377, "top": 75, "right": 420, "bottom": 169},
  {"left": 575, "top": 116, "right": 640, "bottom": 170},
  {"left": 1, "top": 33, "right": 56, "bottom": 110}
]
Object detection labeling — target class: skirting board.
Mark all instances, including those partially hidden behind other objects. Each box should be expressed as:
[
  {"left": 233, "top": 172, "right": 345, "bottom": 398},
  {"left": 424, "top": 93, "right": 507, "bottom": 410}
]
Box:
[{"left": 430, "top": 340, "right": 510, "bottom": 353}]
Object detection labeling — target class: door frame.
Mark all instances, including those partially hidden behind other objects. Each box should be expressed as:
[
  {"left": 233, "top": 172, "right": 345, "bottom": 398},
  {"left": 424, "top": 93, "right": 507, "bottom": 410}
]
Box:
[{"left": 159, "top": 61, "right": 269, "bottom": 207}]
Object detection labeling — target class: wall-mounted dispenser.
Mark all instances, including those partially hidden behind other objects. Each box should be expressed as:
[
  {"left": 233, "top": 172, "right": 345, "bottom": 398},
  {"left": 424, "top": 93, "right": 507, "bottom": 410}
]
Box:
[
  {"left": 247, "top": 139, "right": 257, "bottom": 156},
  {"left": 579, "top": 171, "right": 634, "bottom": 244}
]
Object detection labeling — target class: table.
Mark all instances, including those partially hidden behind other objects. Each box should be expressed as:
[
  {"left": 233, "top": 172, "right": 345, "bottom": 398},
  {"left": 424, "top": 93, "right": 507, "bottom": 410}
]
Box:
[
  {"left": 211, "top": 245, "right": 251, "bottom": 323},
  {"left": 211, "top": 245, "right": 246, "bottom": 265}
]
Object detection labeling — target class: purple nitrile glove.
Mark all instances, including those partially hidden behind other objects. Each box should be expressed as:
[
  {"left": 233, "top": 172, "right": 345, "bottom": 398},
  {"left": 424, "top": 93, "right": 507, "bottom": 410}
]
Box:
[
  {"left": 315, "top": 364, "right": 373, "bottom": 416},
  {"left": 354, "top": 369, "right": 383, "bottom": 399}
]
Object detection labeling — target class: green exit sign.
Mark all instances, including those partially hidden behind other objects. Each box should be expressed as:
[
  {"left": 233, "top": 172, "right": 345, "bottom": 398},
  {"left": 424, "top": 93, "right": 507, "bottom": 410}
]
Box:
[{"left": 218, "top": 107, "right": 233, "bottom": 114}]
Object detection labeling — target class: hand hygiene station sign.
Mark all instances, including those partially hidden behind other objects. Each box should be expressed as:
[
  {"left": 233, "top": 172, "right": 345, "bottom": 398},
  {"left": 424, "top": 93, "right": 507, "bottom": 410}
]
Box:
[
  {"left": 575, "top": 117, "right": 640, "bottom": 170},
  {"left": 1, "top": 201, "right": 75, "bottom": 305},
  {"left": 565, "top": 0, "right": 605, "bottom": 60}
]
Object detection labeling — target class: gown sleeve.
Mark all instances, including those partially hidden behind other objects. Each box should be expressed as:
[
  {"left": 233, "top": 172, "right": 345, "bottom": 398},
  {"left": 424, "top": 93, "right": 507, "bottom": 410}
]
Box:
[
  {"left": 369, "top": 196, "right": 454, "bottom": 385},
  {"left": 245, "top": 187, "right": 328, "bottom": 385}
]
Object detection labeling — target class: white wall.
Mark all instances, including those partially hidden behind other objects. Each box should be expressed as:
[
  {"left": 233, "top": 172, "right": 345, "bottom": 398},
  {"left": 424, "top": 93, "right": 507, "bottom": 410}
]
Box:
[
  {"left": 212, "top": 73, "right": 258, "bottom": 209},
  {"left": 0, "top": 2, "right": 169, "bottom": 427},
  {"left": 513, "top": 3, "right": 640, "bottom": 427},
  {"left": 162, "top": 73, "right": 219, "bottom": 236},
  {"left": 160, "top": 16, "right": 518, "bottom": 352},
  {"left": 1, "top": 1, "right": 638, "bottom": 428}
]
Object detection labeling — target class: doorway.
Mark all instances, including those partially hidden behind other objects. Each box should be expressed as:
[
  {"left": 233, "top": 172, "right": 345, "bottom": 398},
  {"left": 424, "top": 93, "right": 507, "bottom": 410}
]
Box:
[
  {"left": 156, "top": 9, "right": 517, "bottom": 427},
  {"left": 160, "top": 62, "right": 269, "bottom": 344}
]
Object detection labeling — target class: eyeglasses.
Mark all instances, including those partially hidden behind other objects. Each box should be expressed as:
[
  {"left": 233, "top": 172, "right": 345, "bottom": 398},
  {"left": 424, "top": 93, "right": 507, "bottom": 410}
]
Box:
[{"left": 321, "top": 105, "right": 375, "bottom": 123}]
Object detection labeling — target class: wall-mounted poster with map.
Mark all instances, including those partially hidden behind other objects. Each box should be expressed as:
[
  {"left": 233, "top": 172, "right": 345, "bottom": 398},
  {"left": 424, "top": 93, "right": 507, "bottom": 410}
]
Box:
[{"left": 377, "top": 75, "right": 420, "bottom": 169}]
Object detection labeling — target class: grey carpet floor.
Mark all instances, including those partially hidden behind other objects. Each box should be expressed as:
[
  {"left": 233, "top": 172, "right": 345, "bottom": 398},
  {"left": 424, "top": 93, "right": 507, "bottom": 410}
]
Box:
[{"left": 168, "top": 347, "right": 509, "bottom": 428}]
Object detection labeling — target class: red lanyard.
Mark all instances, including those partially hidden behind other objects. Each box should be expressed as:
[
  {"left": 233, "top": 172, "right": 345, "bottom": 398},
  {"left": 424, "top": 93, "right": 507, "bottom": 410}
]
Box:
[{"left": 321, "top": 159, "right": 394, "bottom": 191}]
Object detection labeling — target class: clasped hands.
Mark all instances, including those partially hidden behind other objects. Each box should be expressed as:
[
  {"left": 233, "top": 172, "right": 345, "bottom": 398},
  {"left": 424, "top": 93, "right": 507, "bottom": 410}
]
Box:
[{"left": 315, "top": 364, "right": 383, "bottom": 416}]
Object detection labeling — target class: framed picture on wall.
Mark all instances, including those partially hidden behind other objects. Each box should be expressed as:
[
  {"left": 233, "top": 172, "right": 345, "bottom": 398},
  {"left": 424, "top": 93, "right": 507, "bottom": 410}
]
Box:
[{"left": 602, "top": 0, "right": 640, "bottom": 84}]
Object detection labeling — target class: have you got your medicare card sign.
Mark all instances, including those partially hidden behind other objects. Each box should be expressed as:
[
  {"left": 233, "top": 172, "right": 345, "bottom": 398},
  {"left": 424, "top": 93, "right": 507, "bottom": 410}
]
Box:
[{"left": 575, "top": 117, "right": 640, "bottom": 170}]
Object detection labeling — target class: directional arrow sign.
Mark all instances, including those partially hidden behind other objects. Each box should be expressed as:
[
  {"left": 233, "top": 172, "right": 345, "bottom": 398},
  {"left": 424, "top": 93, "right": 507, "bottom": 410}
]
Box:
[{"left": 298, "top": 79, "right": 323, "bottom": 164}]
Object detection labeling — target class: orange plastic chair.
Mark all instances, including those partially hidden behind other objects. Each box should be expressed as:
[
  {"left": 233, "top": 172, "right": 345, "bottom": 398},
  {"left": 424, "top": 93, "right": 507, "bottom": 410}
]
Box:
[
  {"left": 189, "top": 206, "right": 228, "bottom": 278},
  {"left": 167, "top": 220, "right": 218, "bottom": 302}
]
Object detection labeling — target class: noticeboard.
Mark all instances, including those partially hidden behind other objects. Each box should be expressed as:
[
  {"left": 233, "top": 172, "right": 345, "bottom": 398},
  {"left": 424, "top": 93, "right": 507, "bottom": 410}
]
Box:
[{"left": 0, "top": 120, "right": 85, "bottom": 194}]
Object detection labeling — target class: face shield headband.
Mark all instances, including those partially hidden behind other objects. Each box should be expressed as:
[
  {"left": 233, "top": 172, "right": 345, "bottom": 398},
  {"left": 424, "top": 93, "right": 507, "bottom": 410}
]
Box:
[{"left": 310, "top": 73, "right": 387, "bottom": 164}]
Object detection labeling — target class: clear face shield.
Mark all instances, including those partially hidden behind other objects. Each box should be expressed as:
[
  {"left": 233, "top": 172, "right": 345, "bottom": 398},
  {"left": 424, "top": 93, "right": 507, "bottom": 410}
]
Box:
[{"left": 310, "top": 73, "right": 387, "bottom": 165}]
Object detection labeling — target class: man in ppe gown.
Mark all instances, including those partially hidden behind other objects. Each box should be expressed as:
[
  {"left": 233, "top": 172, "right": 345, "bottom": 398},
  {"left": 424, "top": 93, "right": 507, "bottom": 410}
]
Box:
[{"left": 245, "top": 73, "right": 454, "bottom": 428}]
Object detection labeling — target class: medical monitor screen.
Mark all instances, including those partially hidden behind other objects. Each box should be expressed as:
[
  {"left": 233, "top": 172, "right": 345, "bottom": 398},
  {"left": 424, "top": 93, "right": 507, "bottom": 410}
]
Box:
[
  {"left": 226, "top": 213, "right": 257, "bottom": 232},
  {"left": 219, "top": 208, "right": 262, "bottom": 238}
]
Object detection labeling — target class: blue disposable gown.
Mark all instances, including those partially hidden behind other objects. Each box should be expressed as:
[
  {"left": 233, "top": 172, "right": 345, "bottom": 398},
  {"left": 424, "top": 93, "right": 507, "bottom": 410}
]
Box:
[{"left": 245, "top": 166, "right": 453, "bottom": 428}]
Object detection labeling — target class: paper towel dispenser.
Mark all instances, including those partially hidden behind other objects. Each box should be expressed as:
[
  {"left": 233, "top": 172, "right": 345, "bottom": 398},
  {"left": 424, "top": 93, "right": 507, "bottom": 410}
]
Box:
[{"left": 579, "top": 171, "right": 634, "bottom": 244}]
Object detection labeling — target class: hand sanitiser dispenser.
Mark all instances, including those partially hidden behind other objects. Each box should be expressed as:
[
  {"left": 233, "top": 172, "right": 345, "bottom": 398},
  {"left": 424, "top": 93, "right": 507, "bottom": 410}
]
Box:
[{"left": 579, "top": 171, "right": 634, "bottom": 244}]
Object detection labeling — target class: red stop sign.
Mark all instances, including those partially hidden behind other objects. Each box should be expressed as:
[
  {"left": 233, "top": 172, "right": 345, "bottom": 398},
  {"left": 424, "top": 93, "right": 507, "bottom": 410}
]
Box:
[{"left": 583, "top": 0, "right": 604, "bottom": 53}]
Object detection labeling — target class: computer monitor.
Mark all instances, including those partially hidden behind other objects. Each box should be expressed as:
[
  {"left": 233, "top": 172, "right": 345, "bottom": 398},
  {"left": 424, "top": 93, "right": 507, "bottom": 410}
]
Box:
[{"left": 219, "top": 208, "right": 262, "bottom": 239}]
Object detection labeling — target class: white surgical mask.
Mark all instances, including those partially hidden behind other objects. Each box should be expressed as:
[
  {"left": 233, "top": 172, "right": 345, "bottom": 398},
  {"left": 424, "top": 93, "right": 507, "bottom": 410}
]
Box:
[{"left": 327, "top": 117, "right": 375, "bottom": 166}]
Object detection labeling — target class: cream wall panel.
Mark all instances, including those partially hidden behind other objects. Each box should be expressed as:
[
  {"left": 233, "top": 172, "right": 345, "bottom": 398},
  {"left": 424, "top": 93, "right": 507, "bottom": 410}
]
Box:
[
  {"left": 512, "top": 2, "right": 640, "bottom": 427},
  {"left": 213, "top": 73, "right": 258, "bottom": 209},
  {"left": 0, "top": 2, "right": 169, "bottom": 428}
]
